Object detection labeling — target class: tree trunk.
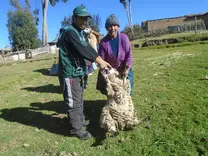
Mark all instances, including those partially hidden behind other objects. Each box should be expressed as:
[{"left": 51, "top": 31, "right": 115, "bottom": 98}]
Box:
[
  {"left": 129, "top": 0, "right": 134, "bottom": 35},
  {"left": 128, "top": 0, "right": 134, "bottom": 35},
  {"left": 42, "top": 0, "right": 48, "bottom": 45},
  {"left": 125, "top": 7, "right": 130, "bottom": 28}
]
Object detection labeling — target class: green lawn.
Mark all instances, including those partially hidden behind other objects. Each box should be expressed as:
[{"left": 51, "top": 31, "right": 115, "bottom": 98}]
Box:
[{"left": 0, "top": 44, "right": 207, "bottom": 156}]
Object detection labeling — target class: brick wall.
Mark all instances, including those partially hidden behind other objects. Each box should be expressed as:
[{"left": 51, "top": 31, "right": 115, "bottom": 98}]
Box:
[
  {"left": 147, "top": 16, "right": 186, "bottom": 31},
  {"left": 142, "top": 13, "right": 208, "bottom": 31}
]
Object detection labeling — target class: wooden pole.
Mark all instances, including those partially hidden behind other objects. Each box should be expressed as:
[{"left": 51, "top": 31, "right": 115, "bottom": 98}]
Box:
[{"left": 195, "top": 16, "right": 197, "bottom": 34}]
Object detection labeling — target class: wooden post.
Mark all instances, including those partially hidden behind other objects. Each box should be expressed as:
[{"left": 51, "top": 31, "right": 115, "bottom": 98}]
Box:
[
  {"left": 195, "top": 16, "right": 197, "bottom": 34},
  {"left": 2, "top": 50, "right": 5, "bottom": 64}
]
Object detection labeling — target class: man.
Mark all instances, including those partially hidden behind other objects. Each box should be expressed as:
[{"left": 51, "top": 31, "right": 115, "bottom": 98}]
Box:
[{"left": 57, "top": 5, "right": 111, "bottom": 140}]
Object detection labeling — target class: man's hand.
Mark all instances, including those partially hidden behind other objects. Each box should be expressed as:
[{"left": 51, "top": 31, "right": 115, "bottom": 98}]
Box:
[
  {"left": 99, "top": 60, "right": 111, "bottom": 69},
  {"left": 95, "top": 56, "right": 112, "bottom": 69}
]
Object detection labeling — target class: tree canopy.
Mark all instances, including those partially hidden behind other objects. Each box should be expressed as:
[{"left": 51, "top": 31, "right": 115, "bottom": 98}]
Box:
[
  {"left": 60, "top": 14, "right": 102, "bottom": 33},
  {"left": 88, "top": 14, "right": 102, "bottom": 33},
  {"left": 7, "top": 0, "right": 39, "bottom": 51},
  {"left": 61, "top": 15, "right": 72, "bottom": 28}
]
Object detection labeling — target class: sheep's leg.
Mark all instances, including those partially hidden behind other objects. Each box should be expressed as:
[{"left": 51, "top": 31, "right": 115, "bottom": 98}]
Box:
[
  {"left": 109, "top": 107, "right": 139, "bottom": 129},
  {"left": 100, "top": 107, "right": 117, "bottom": 137}
]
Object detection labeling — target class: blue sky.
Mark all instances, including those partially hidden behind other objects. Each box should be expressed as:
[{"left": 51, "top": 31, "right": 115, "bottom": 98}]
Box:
[{"left": 0, "top": 0, "right": 208, "bottom": 48}]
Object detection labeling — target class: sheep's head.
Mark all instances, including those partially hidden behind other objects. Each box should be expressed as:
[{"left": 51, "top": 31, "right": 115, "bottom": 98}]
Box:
[
  {"left": 101, "top": 68, "right": 119, "bottom": 83},
  {"left": 83, "top": 27, "right": 92, "bottom": 38}
]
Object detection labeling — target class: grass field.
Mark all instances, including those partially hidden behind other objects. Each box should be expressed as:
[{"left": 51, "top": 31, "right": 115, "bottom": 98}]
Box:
[{"left": 0, "top": 44, "right": 208, "bottom": 156}]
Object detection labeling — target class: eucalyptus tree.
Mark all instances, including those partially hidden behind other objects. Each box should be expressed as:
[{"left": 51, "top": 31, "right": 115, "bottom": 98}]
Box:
[
  {"left": 120, "top": 0, "right": 134, "bottom": 35},
  {"left": 61, "top": 15, "right": 72, "bottom": 28},
  {"left": 120, "top": 0, "right": 130, "bottom": 27},
  {"left": 88, "top": 14, "right": 102, "bottom": 33},
  {"left": 41, "top": 0, "right": 68, "bottom": 45},
  {"left": 60, "top": 13, "right": 101, "bottom": 33}
]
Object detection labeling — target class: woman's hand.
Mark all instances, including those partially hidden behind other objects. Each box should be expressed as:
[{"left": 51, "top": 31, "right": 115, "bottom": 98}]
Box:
[{"left": 121, "top": 65, "right": 130, "bottom": 78}]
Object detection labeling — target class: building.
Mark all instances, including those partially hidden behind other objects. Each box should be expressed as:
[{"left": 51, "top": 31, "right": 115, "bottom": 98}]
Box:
[
  {"left": 0, "top": 46, "right": 12, "bottom": 55},
  {"left": 141, "top": 12, "right": 208, "bottom": 32}
]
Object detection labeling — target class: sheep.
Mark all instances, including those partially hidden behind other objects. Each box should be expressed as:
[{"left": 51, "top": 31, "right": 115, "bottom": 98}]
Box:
[
  {"left": 83, "top": 27, "right": 99, "bottom": 52},
  {"left": 99, "top": 68, "right": 139, "bottom": 136}
]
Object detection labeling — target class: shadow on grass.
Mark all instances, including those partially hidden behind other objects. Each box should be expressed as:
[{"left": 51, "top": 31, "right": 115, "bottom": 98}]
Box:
[
  {"left": 0, "top": 100, "right": 106, "bottom": 145},
  {"left": 22, "top": 84, "right": 61, "bottom": 94},
  {"left": 84, "top": 100, "right": 107, "bottom": 146},
  {"left": 0, "top": 101, "right": 69, "bottom": 136},
  {"left": 33, "top": 68, "right": 50, "bottom": 76}
]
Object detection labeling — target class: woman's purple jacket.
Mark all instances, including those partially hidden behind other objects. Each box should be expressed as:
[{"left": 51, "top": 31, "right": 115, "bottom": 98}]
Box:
[{"left": 98, "top": 32, "right": 132, "bottom": 72}]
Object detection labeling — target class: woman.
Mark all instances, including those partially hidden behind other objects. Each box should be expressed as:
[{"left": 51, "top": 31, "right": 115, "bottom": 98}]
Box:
[{"left": 96, "top": 14, "right": 133, "bottom": 95}]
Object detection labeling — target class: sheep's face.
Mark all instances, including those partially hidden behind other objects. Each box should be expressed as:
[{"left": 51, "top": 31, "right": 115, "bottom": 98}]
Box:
[
  {"left": 83, "top": 27, "right": 92, "bottom": 37},
  {"left": 101, "top": 68, "right": 119, "bottom": 83}
]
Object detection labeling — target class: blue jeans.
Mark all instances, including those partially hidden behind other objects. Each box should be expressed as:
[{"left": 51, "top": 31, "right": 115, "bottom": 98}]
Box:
[{"left": 128, "top": 68, "right": 133, "bottom": 96}]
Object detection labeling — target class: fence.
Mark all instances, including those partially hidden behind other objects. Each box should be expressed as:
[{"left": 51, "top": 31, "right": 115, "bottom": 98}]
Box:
[{"left": 0, "top": 46, "right": 54, "bottom": 65}]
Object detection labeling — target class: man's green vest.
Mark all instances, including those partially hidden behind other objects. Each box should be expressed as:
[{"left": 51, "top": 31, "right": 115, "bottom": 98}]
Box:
[{"left": 58, "top": 25, "right": 88, "bottom": 78}]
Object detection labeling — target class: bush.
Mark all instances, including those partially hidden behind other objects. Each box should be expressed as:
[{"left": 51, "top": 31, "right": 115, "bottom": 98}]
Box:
[{"left": 25, "top": 50, "right": 32, "bottom": 59}]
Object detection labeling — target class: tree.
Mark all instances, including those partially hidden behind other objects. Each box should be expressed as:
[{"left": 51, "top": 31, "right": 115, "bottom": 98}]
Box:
[
  {"left": 128, "top": 0, "right": 133, "bottom": 27},
  {"left": 41, "top": 0, "right": 68, "bottom": 46},
  {"left": 61, "top": 15, "right": 72, "bottom": 28},
  {"left": 60, "top": 13, "right": 102, "bottom": 33},
  {"left": 7, "top": 0, "right": 39, "bottom": 51},
  {"left": 10, "top": 0, "right": 21, "bottom": 9},
  {"left": 120, "top": 0, "right": 134, "bottom": 35},
  {"left": 122, "top": 24, "right": 142, "bottom": 40},
  {"left": 88, "top": 14, "right": 102, "bottom": 33},
  {"left": 132, "top": 24, "right": 142, "bottom": 34},
  {"left": 120, "top": 0, "right": 130, "bottom": 27}
]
